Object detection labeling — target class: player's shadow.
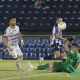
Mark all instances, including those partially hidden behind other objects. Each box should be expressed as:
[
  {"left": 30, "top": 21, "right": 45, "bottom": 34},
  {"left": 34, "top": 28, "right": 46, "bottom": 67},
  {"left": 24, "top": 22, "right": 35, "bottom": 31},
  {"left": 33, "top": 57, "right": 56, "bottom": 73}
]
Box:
[{"left": 0, "top": 70, "right": 17, "bottom": 71}]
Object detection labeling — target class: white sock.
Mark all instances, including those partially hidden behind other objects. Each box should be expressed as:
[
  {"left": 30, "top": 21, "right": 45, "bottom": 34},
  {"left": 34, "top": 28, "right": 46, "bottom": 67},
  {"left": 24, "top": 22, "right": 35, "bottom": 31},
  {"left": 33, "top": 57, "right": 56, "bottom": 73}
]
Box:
[
  {"left": 39, "top": 57, "right": 44, "bottom": 64},
  {"left": 16, "top": 59, "right": 22, "bottom": 69}
]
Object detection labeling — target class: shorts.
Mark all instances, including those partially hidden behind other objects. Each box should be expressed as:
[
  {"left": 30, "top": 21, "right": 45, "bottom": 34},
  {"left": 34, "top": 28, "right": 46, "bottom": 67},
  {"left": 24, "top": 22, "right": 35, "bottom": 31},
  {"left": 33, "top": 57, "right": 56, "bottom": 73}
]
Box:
[
  {"left": 8, "top": 45, "right": 23, "bottom": 58},
  {"left": 53, "top": 43, "right": 65, "bottom": 53},
  {"left": 53, "top": 62, "right": 63, "bottom": 72}
]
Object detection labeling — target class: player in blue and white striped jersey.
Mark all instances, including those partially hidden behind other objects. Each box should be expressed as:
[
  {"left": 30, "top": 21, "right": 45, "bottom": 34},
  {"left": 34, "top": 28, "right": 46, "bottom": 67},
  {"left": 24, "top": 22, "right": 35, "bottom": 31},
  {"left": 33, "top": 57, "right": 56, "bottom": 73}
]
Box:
[{"left": 51, "top": 17, "right": 67, "bottom": 59}]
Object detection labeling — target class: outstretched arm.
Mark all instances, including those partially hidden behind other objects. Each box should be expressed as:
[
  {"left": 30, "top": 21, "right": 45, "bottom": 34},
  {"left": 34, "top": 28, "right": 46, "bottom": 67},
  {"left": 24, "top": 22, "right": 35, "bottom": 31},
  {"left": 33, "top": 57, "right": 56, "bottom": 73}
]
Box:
[
  {"left": 18, "top": 31, "right": 23, "bottom": 41},
  {"left": 64, "top": 40, "right": 69, "bottom": 52}
]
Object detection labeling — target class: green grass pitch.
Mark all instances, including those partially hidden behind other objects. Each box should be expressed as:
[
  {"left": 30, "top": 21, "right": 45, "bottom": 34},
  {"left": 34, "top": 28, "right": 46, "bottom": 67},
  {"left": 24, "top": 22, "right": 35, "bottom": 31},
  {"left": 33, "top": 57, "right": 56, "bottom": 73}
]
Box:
[{"left": 0, "top": 60, "right": 80, "bottom": 80}]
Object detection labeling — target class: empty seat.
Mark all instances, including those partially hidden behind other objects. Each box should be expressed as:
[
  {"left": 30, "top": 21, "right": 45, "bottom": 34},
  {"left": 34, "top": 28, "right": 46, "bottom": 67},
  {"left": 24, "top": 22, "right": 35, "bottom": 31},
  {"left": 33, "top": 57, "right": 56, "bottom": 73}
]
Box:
[
  {"left": 38, "top": 53, "right": 46, "bottom": 58},
  {"left": 4, "top": 52, "right": 11, "bottom": 59},
  {"left": 33, "top": 39, "right": 41, "bottom": 47},
  {"left": 25, "top": 39, "right": 33, "bottom": 47},
  {"left": 0, "top": 0, "right": 79, "bottom": 30},
  {"left": 29, "top": 53, "right": 37, "bottom": 59},
  {"left": 23, "top": 53, "right": 28, "bottom": 59},
  {"left": 76, "top": 39, "right": 80, "bottom": 46},
  {"left": 30, "top": 48, "right": 36, "bottom": 53},
  {"left": 0, "top": 52, "right": 2, "bottom": 59},
  {"left": 47, "top": 48, "right": 53, "bottom": 56},
  {"left": 0, "top": 41, "right": 4, "bottom": 48},
  {"left": 22, "top": 48, "right": 27, "bottom": 53},
  {"left": 42, "top": 39, "right": 49, "bottom": 47}
]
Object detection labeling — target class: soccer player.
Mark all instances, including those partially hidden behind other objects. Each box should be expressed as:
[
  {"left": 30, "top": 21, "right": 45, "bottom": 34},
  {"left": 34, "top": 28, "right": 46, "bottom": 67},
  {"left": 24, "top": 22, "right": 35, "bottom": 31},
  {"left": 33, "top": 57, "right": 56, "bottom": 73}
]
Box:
[
  {"left": 37, "top": 38, "right": 80, "bottom": 73},
  {"left": 3, "top": 16, "right": 24, "bottom": 72},
  {"left": 51, "top": 17, "right": 67, "bottom": 59}
]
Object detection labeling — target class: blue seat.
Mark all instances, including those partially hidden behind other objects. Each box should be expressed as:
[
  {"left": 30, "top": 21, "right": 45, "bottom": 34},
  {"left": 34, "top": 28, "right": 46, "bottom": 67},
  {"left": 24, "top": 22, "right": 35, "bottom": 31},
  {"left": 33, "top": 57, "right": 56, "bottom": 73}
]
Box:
[
  {"left": 76, "top": 39, "right": 80, "bottom": 46},
  {"left": 35, "top": 47, "right": 40, "bottom": 53},
  {"left": 29, "top": 53, "right": 37, "bottom": 59},
  {"left": 0, "top": 52, "right": 2, "bottom": 59},
  {"left": 38, "top": 53, "right": 46, "bottom": 58},
  {"left": 38, "top": 48, "right": 46, "bottom": 58},
  {"left": 42, "top": 39, "right": 49, "bottom": 47},
  {"left": 25, "top": 39, "right": 33, "bottom": 47},
  {"left": 0, "top": 41, "right": 4, "bottom": 48},
  {"left": 43, "top": 48, "right": 47, "bottom": 53},
  {"left": 30, "top": 48, "right": 36, "bottom": 53},
  {"left": 38, "top": 48, "right": 43, "bottom": 53},
  {"left": 23, "top": 53, "right": 28, "bottom": 59},
  {"left": 47, "top": 48, "right": 53, "bottom": 56},
  {"left": 4, "top": 52, "right": 11, "bottom": 59},
  {"left": 26, "top": 48, "right": 30, "bottom": 53},
  {"left": 33, "top": 39, "right": 41, "bottom": 47},
  {"left": 22, "top": 48, "right": 27, "bottom": 53}
]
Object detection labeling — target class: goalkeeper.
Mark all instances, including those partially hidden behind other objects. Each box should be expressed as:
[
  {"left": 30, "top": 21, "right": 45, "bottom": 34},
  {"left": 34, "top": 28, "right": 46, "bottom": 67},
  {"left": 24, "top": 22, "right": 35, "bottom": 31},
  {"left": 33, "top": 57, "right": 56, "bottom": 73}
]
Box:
[{"left": 37, "top": 37, "right": 80, "bottom": 73}]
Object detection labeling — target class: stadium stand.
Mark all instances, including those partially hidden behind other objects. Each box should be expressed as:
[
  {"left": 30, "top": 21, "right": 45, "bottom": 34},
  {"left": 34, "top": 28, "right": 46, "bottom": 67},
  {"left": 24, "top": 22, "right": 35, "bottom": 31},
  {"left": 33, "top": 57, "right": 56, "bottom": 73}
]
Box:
[{"left": 0, "top": 0, "right": 80, "bottom": 30}]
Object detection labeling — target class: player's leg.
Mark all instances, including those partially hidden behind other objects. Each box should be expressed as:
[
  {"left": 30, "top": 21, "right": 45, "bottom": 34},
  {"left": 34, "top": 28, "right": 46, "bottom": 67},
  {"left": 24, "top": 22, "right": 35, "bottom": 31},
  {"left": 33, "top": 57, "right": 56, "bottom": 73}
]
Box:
[
  {"left": 46, "top": 62, "right": 63, "bottom": 72},
  {"left": 53, "top": 43, "right": 60, "bottom": 58},
  {"left": 8, "top": 47, "right": 23, "bottom": 72},
  {"left": 54, "top": 51, "right": 60, "bottom": 58},
  {"left": 60, "top": 47, "right": 67, "bottom": 61},
  {"left": 39, "top": 54, "right": 44, "bottom": 65},
  {"left": 15, "top": 46, "right": 24, "bottom": 72},
  {"left": 8, "top": 47, "right": 23, "bottom": 71},
  {"left": 37, "top": 63, "right": 50, "bottom": 70}
]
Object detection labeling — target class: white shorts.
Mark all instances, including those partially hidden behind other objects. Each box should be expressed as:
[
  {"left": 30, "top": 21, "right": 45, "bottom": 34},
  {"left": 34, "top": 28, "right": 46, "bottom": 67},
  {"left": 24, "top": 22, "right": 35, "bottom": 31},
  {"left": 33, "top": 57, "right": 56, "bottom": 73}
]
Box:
[{"left": 8, "top": 45, "right": 23, "bottom": 58}]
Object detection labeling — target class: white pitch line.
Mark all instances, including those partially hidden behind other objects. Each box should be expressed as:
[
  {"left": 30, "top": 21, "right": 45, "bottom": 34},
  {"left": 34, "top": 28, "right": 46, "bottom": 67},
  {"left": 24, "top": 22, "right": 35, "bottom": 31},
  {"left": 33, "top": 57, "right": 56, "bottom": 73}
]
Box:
[{"left": 0, "top": 73, "right": 59, "bottom": 80}]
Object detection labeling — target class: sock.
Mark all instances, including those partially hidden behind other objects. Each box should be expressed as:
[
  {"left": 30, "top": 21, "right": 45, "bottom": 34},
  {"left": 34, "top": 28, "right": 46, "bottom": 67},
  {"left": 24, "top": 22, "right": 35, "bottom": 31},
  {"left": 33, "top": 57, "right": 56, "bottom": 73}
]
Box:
[
  {"left": 39, "top": 57, "right": 44, "bottom": 64},
  {"left": 37, "top": 63, "right": 49, "bottom": 70},
  {"left": 16, "top": 59, "right": 22, "bottom": 69}
]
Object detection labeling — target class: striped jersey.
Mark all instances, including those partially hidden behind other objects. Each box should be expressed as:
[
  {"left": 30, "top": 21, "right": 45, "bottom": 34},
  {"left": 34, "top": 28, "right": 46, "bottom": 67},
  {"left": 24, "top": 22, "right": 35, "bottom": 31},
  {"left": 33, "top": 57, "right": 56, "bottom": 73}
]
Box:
[
  {"left": 51, "top": 24, "right": 62, "bottom": 45},
  {"left": 4, "top": 25, "right": 19, "bottom": 46}
]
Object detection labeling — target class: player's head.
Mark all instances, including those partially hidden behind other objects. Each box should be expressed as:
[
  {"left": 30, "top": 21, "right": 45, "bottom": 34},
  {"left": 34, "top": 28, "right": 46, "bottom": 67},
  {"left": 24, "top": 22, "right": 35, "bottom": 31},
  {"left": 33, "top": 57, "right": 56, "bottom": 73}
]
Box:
[
  {"left": 71, "top": 43, "right": 78, "bottom": 52},
  {"left": 9, "top": 16, "right": 16, "bottom": 26},
  {"left": 56, "top": 17, "right": 63, "bottom": 24}
]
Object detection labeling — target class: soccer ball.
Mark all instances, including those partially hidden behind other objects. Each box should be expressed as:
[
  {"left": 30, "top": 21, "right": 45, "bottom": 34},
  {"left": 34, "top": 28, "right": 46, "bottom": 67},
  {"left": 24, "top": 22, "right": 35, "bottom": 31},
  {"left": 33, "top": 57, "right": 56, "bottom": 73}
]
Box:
[{"left": 58, "top": 22, "right": 66, "bottom": 30}]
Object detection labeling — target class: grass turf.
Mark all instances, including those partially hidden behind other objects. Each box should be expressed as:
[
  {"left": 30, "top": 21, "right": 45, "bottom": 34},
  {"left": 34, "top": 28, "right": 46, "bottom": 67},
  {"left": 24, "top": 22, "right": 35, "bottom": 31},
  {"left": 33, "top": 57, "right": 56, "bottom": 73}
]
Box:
[{"left": 0, "top": 60, "right": 80, "bottom": 80}]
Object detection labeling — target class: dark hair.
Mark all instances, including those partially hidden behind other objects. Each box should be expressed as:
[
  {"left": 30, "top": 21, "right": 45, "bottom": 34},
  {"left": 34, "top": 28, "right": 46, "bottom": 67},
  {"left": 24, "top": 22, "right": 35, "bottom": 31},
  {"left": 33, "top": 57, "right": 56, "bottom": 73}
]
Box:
[
  {"left": 9, "top": 16, "right": 16, "bottom": 21},
  {"left": 72, "top": 43, "right": 78, "bottom": 48},
  {"left": 56, "top": 17, "right": 62, "bottom": 21}
]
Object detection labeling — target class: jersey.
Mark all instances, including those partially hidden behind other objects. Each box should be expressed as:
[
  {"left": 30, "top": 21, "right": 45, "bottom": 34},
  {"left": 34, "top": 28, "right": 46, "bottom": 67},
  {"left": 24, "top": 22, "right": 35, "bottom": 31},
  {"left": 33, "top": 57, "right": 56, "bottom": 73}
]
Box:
[
  {"left": 51, "top": 24, "right": 65, "bottom": 53},
  {"left": 52, "top": 24, "right": 62, "bottom": 45},
  {"left": 63, "top": 49, "right": 80, "bottom": 72},
  {"left": 4, "top": 25, "right": 19, "bottom": 46}
]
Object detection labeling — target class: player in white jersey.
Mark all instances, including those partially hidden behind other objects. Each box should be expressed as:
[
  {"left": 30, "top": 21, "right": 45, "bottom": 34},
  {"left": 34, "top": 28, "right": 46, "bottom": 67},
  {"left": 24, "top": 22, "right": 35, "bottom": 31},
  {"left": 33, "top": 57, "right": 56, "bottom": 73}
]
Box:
[{"left": 3, "top": 16, "right": 24, "bottom": 72}]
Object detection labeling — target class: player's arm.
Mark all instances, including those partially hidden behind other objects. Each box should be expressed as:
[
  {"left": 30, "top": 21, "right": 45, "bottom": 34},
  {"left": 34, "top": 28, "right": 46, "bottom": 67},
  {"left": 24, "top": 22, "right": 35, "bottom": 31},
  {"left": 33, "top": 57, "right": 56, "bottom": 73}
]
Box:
[
  {"left": 3, "top": 36, "right": 12, "bottom": 51},
  {"left": 55, "top": 27, "right": 66, "bottom": 40},
  {"left": 18, "top": 31, "right": 23, "bottom": 41},
  {"left": 55, "top": 34, "right": 65, "bottom": 40},
  {"left": 74, "top": 53, "right": 80, "bottom": 68},
  {"left": 18, "top": 31, "right": 24, "bottom": 47}
]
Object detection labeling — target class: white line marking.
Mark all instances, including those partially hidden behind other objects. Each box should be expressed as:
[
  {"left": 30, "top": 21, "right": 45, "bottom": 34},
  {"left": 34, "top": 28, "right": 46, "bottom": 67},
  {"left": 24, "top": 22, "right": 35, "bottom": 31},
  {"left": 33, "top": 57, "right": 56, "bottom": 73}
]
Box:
[{"left": 0, "top": 73, "right": 59, "bottom": 80}]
